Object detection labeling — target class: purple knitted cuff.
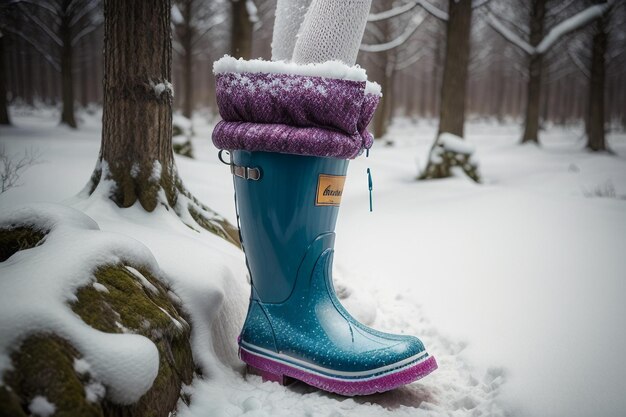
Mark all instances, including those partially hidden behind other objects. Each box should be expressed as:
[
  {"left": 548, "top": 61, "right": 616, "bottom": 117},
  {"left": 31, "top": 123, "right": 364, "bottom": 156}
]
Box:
[{"left": 212, "top": 57, "right": 381, "bottom": 160}]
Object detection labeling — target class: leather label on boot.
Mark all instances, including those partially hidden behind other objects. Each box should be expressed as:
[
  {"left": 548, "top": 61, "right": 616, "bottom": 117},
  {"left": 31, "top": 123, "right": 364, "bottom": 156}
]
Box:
[{"left": 315, "top": 174, "right": 346, "bottom": 206}]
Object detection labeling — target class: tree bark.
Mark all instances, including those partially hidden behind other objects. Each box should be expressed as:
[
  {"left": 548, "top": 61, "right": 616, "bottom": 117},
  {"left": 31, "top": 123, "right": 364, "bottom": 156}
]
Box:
[
  {"left": 521, "top": 0, "right": 546, "bottom": 144},
  {"left": 231, "top": 0, "right": 252, "bottom": 59},
  {"left": 180, "top": 0, "right": 194, "bottom": 118},
  {"left": 0, "top": 34, "right": 11, "bottom": 125},
  {"left": 89, "top": 0, "right": 238, "bottom": 246},
  {"left": 421, "top": 0, "right": 479, "bottom": 182},
  {"left": 60, "top": 8, "right": 77, "bottom": 128},
  {"left": 586, "top": 12, "right": 608, "bottom": 151},
  {"left": 437, "top": 0, "right": 472, "bottom": 138}
]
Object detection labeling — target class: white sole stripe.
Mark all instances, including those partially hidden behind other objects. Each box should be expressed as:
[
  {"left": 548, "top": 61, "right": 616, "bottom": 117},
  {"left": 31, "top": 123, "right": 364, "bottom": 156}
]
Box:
[{"left": 240, "top": 341, "right": 430, "bottom": 380}]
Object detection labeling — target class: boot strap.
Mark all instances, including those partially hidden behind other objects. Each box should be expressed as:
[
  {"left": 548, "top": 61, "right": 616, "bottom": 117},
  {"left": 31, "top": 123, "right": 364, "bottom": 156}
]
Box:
[
  {"left": 231, "top": 164, "right": 261, "bottom": 180},
  {"left": 218, "top": 150, "right": 261, "bottom": 181}
]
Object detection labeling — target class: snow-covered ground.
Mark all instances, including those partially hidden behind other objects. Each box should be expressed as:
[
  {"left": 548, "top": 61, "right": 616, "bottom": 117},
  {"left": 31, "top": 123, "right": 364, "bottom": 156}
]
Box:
[{"left": 1, "top": 108, "right": 625, "bottom": 417}]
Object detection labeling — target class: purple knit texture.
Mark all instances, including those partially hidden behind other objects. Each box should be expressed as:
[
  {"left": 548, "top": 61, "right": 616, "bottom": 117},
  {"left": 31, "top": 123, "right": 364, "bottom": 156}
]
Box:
[
  {"left": 240, "top": 348, "right": 438, "bottom": 396},
  {"left": 212, "top": 72, "right": 379, "bottom": 159}
]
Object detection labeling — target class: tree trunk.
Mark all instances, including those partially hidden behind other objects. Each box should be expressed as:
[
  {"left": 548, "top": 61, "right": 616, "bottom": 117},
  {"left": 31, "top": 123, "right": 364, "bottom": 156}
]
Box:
[
  {"left": 521, "top": 0, "right": 546, "bottom": 144},
  {"left": 373, "top": 56, "right": 394, "bottom": 140},
  {"left": 231, "top": 0, "right": 252, "bottom": 59},
  {"left": 421, "top": 0, "right": 479, "bottom": 182},
  {"left": 88, "top": 0, "right": 238, "bottom": 246},
  {"left": 0, "top": 34, "right": 11, "bottom": 125},
  {"left": 586, "top": 13, "right": 608, "bottom": 151},
  {"left": 180, "top": 0, "right": 194, "bottom": 119},
  {"left": 437, "top": 0, "right": 472, "bottom": 138},
  {"left": 60, "top": 13, "right": 77, "bottom": 128}
]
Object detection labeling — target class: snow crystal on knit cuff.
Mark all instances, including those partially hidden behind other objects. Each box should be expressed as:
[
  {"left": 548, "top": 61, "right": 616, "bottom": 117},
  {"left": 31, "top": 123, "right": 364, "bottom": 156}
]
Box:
[{"left": 212, "top": 56, "right": 380, "bottom": 160}]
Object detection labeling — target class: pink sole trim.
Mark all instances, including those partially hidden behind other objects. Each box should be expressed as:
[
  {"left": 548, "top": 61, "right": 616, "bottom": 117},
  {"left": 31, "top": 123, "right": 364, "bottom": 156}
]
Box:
[{"left": 240, "top": 348, "right": 438, "bottom": 396}]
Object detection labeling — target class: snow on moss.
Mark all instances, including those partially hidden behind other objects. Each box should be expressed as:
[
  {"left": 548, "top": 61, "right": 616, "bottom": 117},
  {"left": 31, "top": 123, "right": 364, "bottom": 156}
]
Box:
[
  {"left": 0, "top": 204, "right": 160, "bottom": 405},
  {"left": 28, "top": 396, "right": 55, "bottom": 417}
]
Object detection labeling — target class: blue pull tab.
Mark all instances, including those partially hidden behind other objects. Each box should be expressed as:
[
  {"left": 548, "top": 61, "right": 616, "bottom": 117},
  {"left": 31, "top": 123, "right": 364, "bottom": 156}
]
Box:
[
  {"left": 367, "top": 168, "right": 373, "bottom": 212},
  {"left": 366, "top": 148, "right": 370, "bottom": 158}
]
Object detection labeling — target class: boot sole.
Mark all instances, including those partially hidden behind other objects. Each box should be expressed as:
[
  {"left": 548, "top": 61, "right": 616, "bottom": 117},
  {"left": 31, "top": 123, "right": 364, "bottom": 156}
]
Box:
[{"left": 239, "top": 344, "right": 438, "bottom": 396}]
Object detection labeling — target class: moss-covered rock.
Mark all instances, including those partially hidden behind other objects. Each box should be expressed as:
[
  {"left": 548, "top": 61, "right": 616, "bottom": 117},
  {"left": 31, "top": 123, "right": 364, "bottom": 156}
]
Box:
[
  {"left": 0, "top": 264, "right": 194, "bottom": 417},
  {"left": 2, "top": 335, "right": 103, "bottom": 417},
  {"left": 0, "top": 226, "right": 46, "bottom": 262}
]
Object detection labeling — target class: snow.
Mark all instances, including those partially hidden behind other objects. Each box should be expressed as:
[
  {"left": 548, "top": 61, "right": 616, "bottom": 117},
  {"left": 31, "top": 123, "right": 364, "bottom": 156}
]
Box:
[
  {"left": 74, "top": 358, "right": 91, "bottom": 374},
  {"left": 2, "top": 109, "right": 626, "bottom": 417},
  {"left": 486, "top": 12, "right": 534, "bottom": 55},
  {"left": 125, "top": 266, "right": 159, "bottom": 294},
  {"left": 246, "top": 0, "right": 259, "bottom": 23},
  {"left": 28, "top": 396, "right": 56, "bottom": 417},
  {"left": 92, "top": 282, "right": 109, "bottom": 293},
  {"left": 360, "top": 11, "right": 426, "bottom": 53},
  {"left": 171, "top": 4, "right": 184, "bottom": 25},
  {"left": 367, "top": 1, "right": 419, "bottom": 22},
  {"left": 438, "top": 132, "right": 476, "bottom": 154},
  {"left": 153, "top": 80, "right": 174, "bottom": 97},
  {"left": 213, "top": 55, "right": 382, "bottom": 96},
  {"left": 488, "top": 3, "right": 610, "bottom": 56},
  {"left": 85, "top": 381, "right": 106, "bottom": 402},
  {"left": 0, "top": 203, "right": 160, "bottom": 405},
  {"left": 536, "top": 3, "right": 610, "bottom": 54}
]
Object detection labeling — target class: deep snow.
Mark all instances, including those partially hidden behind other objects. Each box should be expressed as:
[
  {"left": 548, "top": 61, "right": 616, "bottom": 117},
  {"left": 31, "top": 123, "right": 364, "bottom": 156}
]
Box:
[{"left": 1, "top": 107, "right": 625, "bottom": 417}]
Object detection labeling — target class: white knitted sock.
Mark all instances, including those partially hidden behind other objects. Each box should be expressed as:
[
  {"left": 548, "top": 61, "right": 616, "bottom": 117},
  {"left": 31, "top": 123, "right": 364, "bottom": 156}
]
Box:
[
  {"left": 271, "top": 0, "right": 313, "bottom": 61},
  {"left": 291, "top": 0, "right": 372, "bottom": 66}
]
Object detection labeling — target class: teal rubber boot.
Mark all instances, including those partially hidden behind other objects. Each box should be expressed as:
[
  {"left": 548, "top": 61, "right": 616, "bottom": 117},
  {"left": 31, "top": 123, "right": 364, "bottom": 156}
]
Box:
[{"left": 230, "top": 150, "right": 437, "bottom": 395}]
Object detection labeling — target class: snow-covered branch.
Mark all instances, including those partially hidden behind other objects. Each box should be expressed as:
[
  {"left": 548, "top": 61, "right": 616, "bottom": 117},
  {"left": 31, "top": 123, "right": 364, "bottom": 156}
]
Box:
[
  {"left": 417, "top": 0, "right": 448, "bottom": 21},
  {"left": 536, "top": 3, "right": 610, "bottom": 54},
  {"left": 487, "top": 3, "right": 610, "bottom": 57},
  {"left": 192, "top": 15, "right": 227, "bottom": 46},
  {"left": 1, "top": 25, "right": 61, "bottom": 71},
  {"left": 367, "top": 0, "right": 448, "bottom": 23},
  {"left": 368, "top": 1, "right": 418, "bottom": 22},
  {"left": 486, "top": 12, "right": 534, "bottom": 55},
  {"left": 472, "top": 0, "right": 491, "bottom": 10},
  {"left": 395, "top": 49, "right": 428, "bottom": 70},
  {"left": 69, "top": 0, "right": 100, "bottom": 27},
  {"left": 360, "top": 11, "right": 426, "bottom": 52},
  {"left": 71, "top": 22, "right": 100, "bottom": 47},
  {"left": 18, "top": 3, "right": 62, "bottom": 46}
]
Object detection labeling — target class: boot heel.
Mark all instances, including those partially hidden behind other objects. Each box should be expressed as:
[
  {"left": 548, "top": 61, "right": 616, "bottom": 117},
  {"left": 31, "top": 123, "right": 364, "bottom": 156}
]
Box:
[{"left": 246, "top": 364, "right": 287, "bottom": 385}]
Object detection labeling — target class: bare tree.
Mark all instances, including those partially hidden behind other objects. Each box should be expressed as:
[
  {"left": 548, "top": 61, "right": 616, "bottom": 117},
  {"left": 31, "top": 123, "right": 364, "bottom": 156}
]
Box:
[
  {"left": 172, "top": 0, "right": 225, "bottom": 118},
  {"left": 1, "top": 0, "right": 103, "bottom": 128},
  {"left": 231, "top": 0, "right": 257, "bottom": 59},
  {"left": 486, "top": 0, "right": 611, "bottom": 143},
  {"left": 0, "top": 146, "right": 40, "bottom": 193},
  {"left": 85, "top": 0, "right": 238, "bottom": 245},
  {"left": 0, "top": 31, "right": 10, "bottom": 125}
]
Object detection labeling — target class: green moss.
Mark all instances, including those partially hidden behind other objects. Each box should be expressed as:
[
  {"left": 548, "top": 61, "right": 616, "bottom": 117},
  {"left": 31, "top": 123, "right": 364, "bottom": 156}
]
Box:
[
  {"left": 2, "top": 264, "right": 194, "bottom": 417},
  {"left": 0, "top": 386, "right": 28, "bottom": 417},
  {"left": 2, "top": 335, "right": 103, "bottom": 417},
  {"left": 71, "top": 264, "right": 194, "bottom": 417},
  {"left": 0, "top": 227, "right": 46, "bottom": 262}
]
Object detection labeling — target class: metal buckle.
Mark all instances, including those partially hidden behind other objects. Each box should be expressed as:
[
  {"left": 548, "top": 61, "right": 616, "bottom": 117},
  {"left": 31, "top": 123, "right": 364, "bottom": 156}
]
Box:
[{"left": 219, "top": 150, "right": 260, "bottom": 181}]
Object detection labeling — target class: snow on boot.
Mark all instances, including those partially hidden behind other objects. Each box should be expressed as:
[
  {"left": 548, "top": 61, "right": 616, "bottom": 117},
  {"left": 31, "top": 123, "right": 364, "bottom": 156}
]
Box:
[{"left": 212, "top": 57, "right": 437, "bottom": 396}]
